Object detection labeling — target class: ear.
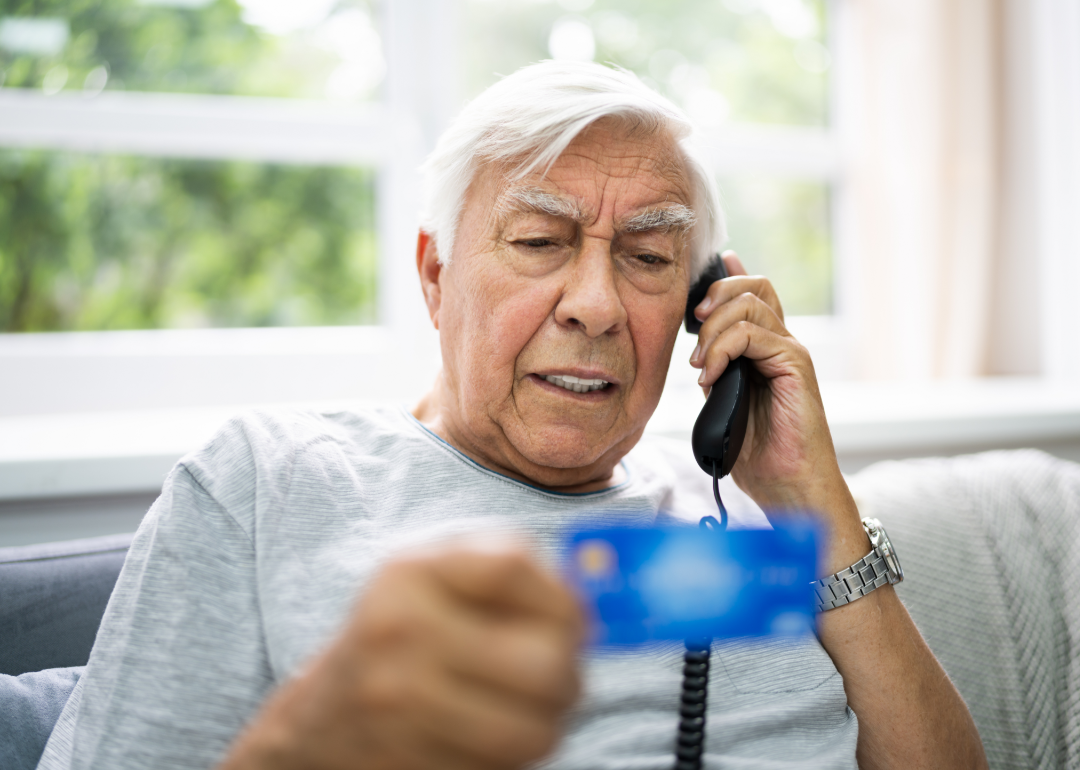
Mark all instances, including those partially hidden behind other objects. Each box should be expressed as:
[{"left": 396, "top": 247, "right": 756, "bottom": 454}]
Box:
[{"left": 416, "top": 230, "right": 443, "bottom": 330}]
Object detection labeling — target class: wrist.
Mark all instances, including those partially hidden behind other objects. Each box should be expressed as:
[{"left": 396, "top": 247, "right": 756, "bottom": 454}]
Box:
[
  {"left": 815, "top": 580, "right": 901, "bottom": 650},
  {"left": 742, "top": 467, "right": 868, "bottom": 575}
]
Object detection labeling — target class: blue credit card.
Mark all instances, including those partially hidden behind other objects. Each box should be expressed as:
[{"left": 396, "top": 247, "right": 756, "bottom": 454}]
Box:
[{"left": 565, "top": 522, "right": 819, "bottom": 645}]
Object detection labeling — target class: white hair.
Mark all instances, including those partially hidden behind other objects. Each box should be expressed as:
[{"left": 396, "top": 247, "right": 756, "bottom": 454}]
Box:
[{"left": 418, "top": 60, "right": 725, "bottom": 281}]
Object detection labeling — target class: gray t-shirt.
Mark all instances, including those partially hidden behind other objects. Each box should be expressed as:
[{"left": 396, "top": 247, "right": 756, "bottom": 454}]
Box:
[{"left": 38, "top": 406, "right": 857, "bottom": 770}]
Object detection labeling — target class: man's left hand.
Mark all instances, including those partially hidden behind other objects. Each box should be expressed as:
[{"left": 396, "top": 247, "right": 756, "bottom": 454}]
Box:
[{"left": 688, "top": 250, "right": 862, "bottom": 558}]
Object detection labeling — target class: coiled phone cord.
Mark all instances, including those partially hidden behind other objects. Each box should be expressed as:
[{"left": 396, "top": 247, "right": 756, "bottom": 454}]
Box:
[
  {"left": 675, "top": 637, "right": 712, "bottom": 770},
  {"left": 673, "top": 494, "right": 726, "bottom": 770}
]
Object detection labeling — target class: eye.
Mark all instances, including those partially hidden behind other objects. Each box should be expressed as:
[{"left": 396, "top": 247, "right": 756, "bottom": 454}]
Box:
[
  {"left": 520, "top": 238, "right": 556, "bottom": 248},
  {"left": 634, "top": 252, "right": 667, "bottom": 266}
]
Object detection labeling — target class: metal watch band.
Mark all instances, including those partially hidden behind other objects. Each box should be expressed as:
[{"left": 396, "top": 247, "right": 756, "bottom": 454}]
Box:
[{"left": 811, "top": 549, "right": 892, "bottom": 613}]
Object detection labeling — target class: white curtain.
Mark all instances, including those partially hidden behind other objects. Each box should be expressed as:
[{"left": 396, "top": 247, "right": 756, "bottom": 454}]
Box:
[{"left": 846, "top": 0, "right": 1002, "bottom": 379}]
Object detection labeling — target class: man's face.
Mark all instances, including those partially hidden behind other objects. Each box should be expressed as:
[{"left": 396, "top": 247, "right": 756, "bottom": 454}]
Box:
[{"left": 424, "top": 120, "right": 694, "bottom": 488}]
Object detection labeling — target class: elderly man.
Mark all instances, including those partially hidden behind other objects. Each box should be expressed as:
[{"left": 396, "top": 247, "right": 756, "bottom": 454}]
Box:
[{"left": 38, "top": 62, "right": 986, "bottom": 770}]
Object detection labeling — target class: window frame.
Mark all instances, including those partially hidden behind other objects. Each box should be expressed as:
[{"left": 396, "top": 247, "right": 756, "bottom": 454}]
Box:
[{"left": 0, "top": 0, "right": 854, "bottom": 418}]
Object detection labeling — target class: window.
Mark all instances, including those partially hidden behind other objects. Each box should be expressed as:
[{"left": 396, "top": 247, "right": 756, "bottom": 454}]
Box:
[
  {"left": 0, "top": 0, "right": 846, "bottom": 418},
  {"left": 0, "top": 0, "right": 385, "bottom": 335}
]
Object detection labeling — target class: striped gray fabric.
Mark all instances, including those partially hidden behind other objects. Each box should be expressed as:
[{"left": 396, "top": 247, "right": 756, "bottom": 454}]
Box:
[
  {"left": 849, "top": 450, "right": 1080, "bottom": 770},
  {"left": 37, "top": 406, "right": 858, "bottom": 770}
]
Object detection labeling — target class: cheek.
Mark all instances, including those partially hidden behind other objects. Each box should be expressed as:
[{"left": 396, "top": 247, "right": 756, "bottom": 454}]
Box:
[
  {"left": 444, "top": 265, "right": 555, "bottom": 385},
  {"left": 483, "top": 295, "right": 551, "bottom": 377},
  {"left": 628, "top": 299, "right": 684, "bottom": 393}
]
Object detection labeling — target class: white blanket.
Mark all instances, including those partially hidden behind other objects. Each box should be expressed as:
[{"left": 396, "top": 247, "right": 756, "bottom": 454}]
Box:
[{"left": 849, "top": 450, "right": 1080, "bottom": 770}]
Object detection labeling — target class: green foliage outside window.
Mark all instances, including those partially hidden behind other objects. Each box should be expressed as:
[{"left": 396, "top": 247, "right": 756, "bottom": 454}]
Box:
[
  {"left": 0, "top": 0, "right": 381, "bottom": 333},
  {"left": 0, "top": 0, "right": 377, "bottom": 99},
  {"left": 718, "top": 176, "right": 831, "bottom": 315},
  {"left": 464, "top": 0, "right": 829, "bottom": 127},
  {"left": 0, "top": 151, "right": 378, "bottom": 331}
]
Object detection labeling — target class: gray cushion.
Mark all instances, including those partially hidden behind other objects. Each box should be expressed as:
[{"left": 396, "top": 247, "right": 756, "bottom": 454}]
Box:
[
  {"left": 0, "top": 533, "right": 131, "bottom": 676},
  {"left": 0, "top": 667, "right": 83, "bottom": 770},
  {"left": 849, "top": 450, "right": 1080, "bottom": 770}
]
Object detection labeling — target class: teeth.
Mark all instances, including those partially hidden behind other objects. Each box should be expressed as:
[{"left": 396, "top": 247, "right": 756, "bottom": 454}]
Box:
[{"left": 543, "top": 374, "right": 610, "bottom": 393}]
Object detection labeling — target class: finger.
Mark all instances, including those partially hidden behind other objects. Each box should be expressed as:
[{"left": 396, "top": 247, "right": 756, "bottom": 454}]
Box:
[
  {"left": 353, "top": 662, "right": 550, "bottom": 770},
  {"left": 690, "top": 291, "right": 788, "bottom": 368},
  {"left": 357, "top": 552, "right": 582, "bottom": 707},
  {"left": 442, "top": 612, "right": 582, "bottom": 711},
  {"left": 416, "top": 666, "right": 565, "bottom": 768},
  {"left": 721, "top": 249, "right": 748, "bottom": 276},
  {"left": 339, "top": 714, "right": 485, "bottom": 770},
  {"left": 347, "top": 586, "right": 577, "bottom": 767},
  {"left": 697, "top": 321, "right": 811, "bottom": 390},
  {"left": 426, "top": 547, "right": 585, "bottom": 634},
  {"left": 693, "top": 274, "right": 785, "bottom": 325}
]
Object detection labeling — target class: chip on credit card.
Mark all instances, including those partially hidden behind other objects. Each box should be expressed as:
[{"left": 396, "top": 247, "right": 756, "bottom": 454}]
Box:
[{"left": 566, "top": 522, "right": 819, "bottom": 645}]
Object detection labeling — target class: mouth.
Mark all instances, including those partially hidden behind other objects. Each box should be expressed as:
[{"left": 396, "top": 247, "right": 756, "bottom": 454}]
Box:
[
  {"left": 530, "top": 371, "right": 617, "bottom": 397},
  {"left": 542, "top": 374, "right": 610, "bottom": 393}
]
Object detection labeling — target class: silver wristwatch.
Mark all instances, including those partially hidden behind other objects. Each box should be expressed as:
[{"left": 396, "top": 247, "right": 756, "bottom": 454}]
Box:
[{"left": 811, "top": 517, "right": 904, "bottom": 613}]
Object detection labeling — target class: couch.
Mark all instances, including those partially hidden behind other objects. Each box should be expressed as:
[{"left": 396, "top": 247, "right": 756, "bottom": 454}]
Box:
[{"left": 0, "top": 534, "right": 131, "bottom": 769}]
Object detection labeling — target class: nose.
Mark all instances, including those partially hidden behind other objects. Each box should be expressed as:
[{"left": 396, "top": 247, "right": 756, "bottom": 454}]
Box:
[{"left": 554, "top": 237, "right": 628, "bottom": 338}]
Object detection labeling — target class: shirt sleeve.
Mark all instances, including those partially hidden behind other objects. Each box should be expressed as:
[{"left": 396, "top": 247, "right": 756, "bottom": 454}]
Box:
[{"left": 37, "top": 462, "right": 274, "bottom": 770}]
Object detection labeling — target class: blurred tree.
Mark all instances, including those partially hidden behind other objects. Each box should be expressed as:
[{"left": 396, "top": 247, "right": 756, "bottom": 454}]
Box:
[
  {"left": 0, "top": 151, "right": 378, "bottom": 331},
  {"left": 464, "top": 0, "right": 829, "bottom": 127},
  {"left": 718, "top": 175, "right": 831, "bottom": 316},
  {"left": 0, "top": 0, "right": 379, "bottom": 332},
  {"left": 0, "top": 0, "right": 377, "bottom": 98}
]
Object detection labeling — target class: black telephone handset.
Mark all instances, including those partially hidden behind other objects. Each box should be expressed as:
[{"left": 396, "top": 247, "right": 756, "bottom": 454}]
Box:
[{"left": 684, "top": 256, "right": 753, "bottom": 516}]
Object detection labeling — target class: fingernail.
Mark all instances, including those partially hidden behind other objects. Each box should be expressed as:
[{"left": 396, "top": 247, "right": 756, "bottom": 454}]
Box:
[
  {"left": 697, "top": 367, "right": 706, "bottom": 385},
  {"left": 690, "top": 344, "right": 701, "bottom": 365},
  {"left": 696, "top": 297, "right": 713, "bottom": 316}
]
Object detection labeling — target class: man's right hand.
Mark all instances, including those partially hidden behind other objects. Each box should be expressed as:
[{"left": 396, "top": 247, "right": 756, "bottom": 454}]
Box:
[{"left": 218, "top": 541, "right": 586, "bottom": 770}]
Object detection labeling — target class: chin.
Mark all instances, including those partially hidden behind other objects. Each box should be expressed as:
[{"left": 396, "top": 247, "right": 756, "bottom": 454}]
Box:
[{"left": 515, "top": 424, "right": 626, "bottom": 471}]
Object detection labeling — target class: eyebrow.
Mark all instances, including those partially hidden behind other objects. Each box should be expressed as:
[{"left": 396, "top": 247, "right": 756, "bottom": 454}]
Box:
[
  {"left": 499, "top": 185, "right": 697, "bottom": 235},
  {"left": 499, "top": 186, "right": 588, "bottom": 222},
  {"left": 621, "top": 205, "right": 697, "bottom": 234}
]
